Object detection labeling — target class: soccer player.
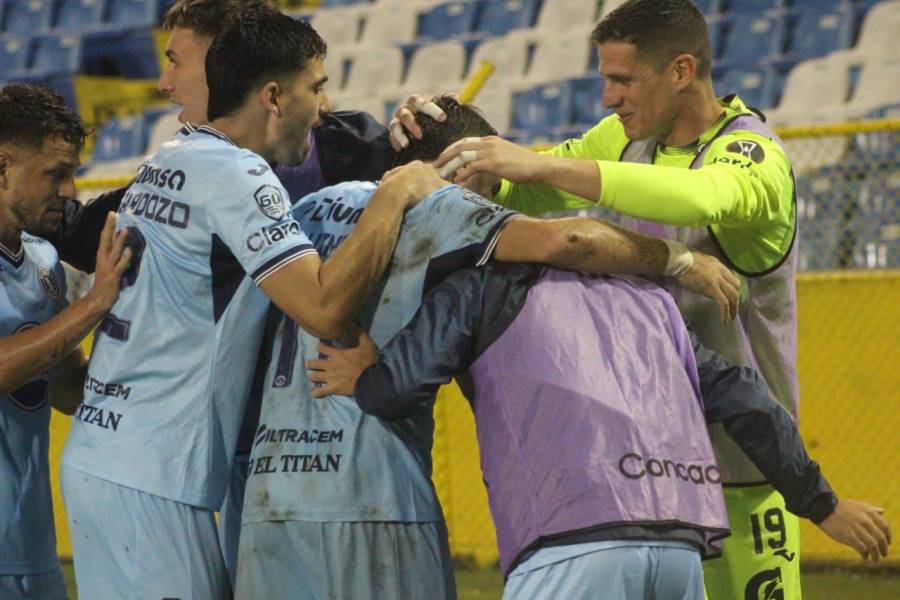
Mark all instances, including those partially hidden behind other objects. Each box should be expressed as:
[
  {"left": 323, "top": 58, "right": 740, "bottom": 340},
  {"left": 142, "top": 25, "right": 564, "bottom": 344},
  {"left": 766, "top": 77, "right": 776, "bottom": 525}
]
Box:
[
  {"left": 58, "top": 10, "right": 426, "bottom": 599},
  {"left": 306, "top": 261, "right": 891, "bottom": 600},
  {"left": 392, "top": 0, "right": 845, "bottom": 596},
  {"left": 235, "top": 96, "right": 741, "bottom": 599},
  {"left": 0, "top": 83, "right": 130, "bottom": 600}
]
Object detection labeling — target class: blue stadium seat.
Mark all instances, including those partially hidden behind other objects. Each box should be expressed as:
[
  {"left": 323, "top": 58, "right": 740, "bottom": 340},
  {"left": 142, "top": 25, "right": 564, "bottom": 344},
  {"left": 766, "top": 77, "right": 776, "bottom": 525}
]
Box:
[
  {"left": 570, "top": 74, "right": 609, "bottom": 126},
  {"left": 693, "top": 0, "right": 721, "bottom": 16},
  {"left": 106, "top": 0, "right": 160, "bottom": 28},
  {"left": 789, "top": 0, "right": 843, "bottom": 10},
  {"left": 81, "top": 28, "right": 159, "bottom": 77},
  {"left": 783, "top": 8, "right": 852, "bottom": 61},
  {"left": 727, "top": 0, "right": 779, "bottom": 13},
  {"left": 54, "top": 0, "right": 105, "bottom": 31},
  {"left": 512, "top": 81, "right": 572, "bottom": 130},
  {"left": 717, "top": 67, "right": 775, "bottom": 109},
  {"left": 718, "top": 13, "right": 785, "bottom": 66},
  {"left": 92, "top": 114, "right": 148, "bottom": 162},
  {"left": 2, "top": 0, "right": 52, "bottom": 34},
  {"left": 418, "top": 1, "right": 482, "bottom": 41},
  {"left": 475, "top": 0, "right": 540, "bottom": 36},
  {"left": 29, "top": 33, "right": 82, "bottom": 77},
  {"left": 0, "top": 34, "right": 28, "bottom": 75}
]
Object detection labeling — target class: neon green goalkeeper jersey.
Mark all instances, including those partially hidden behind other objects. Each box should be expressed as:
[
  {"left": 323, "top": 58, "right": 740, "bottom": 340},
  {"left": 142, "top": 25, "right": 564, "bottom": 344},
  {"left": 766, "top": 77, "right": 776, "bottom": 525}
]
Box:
[{"left": 494, "top": 96, "right": 796, "bottom": 274}]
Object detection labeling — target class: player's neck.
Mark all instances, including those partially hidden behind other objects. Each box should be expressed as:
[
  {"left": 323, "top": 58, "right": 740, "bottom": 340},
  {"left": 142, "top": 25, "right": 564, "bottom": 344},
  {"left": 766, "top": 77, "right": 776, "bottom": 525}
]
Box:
[
  {"left": 660, "top": 81, "right": 723, "bottom": 148},
  {"left": 0, "top": 218, "right": 22, "bottom": 254},
  {"left": 209, "top": 113, "right": 272, "bottom": 164}
]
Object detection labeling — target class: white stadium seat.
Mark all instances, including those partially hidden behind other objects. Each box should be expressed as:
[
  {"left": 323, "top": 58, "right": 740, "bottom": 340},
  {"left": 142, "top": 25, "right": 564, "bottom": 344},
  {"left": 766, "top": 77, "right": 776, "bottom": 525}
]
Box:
[
  {"left": 342, "top": 46, "right": 404, "bottom": 95},
  {"left": 535, "top": 0, "right": 601, "bottom": 33},
  {"left": 404, "top": 40, "right": 467, "bottom": 89},
  {"left": 357, "top": 6, "right": 419, "bottom": 48}
]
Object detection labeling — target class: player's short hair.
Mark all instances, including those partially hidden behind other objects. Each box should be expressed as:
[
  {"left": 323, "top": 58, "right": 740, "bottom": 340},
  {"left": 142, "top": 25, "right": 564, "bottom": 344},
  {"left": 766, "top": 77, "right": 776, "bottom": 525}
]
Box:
[
  {"left": 396, "top": 96, "right": 497, "bottom": 165},
  {"left": 591, "top": 0, "right": 712, "bottom": 79},
  {"left": 162, "top": 0, "right": 271, "bottom": 37},
  {"left": 0, "top": 83, "right": 88, "bottom": 152},
  {"left": 205, "top": 7, "right": 327, "bottom": 122}
]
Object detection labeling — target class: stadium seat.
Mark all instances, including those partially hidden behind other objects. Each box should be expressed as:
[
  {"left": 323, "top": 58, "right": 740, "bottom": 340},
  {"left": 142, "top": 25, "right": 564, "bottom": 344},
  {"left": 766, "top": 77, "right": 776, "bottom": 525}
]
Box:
[
  {"left": 144, "top": 108, "right": 181, "bottom": 153},
  {"left": 717, "top": 67, "right": 775, "bottom": 110},
  {"left": 526, "top": 33, "right": 594, "bottom": 83},
  {"left": 2, "top": 0, "right": 52, "bottom": 34},
  {"left": 29, "top": 33, "right": 82, "bottom": 77},
  {"left": 470, "top": 85, "right": 512, "bottom": 133},
  {"left": 357, "top": 6, "right": 418, "bottom": 47},
  {"left": 853, "top": 0, "right": 900, "bottom": 57},
  {"left": 106, "top": 0, "right": 163, "bottom": 29},
  {"left": 843, "top": 56, "right": 900, "bottom": 118},
  {"left": 692, "top": 0, "right": 720, "bottom": 16},
  {"left": 320, "top": 0, "right": 373, "bottom": 7},
  {"left": 767, "top": 56, "right": 851, "bottom": 125},
  {"left": 342, "top": 46, "right": 403, "bottom": 94},
  {"left": 599, "top": 0, "right": 629, "bottom": 19},
  {"left": 475, "top": 0, "right": 540, "bottom": 36},
  {"left": 92, "top": 113, "right": 148, "bottom": 162},
  {"left": 570, "top": 73, "right": 608, "bottom": 126},
  {"left": 0, "top": 34, "right": 28, "bottom": 75},
  {"left": 404, "top": 40, "right": 466, "bottom": 89},
  {"left": 533, "top": 0, "right": 598, "bottom": 33},
  {"left": 466, "top": 32, "right": 530, "bottom": 86},
  {"left": 79, "top": 28, "right": 159, "bottom": 77},
  {"left": 328, "top": 93, "right": 387, "bottom": 122},
  {"left": 790, "top": 0, "right": 843, "bottom": 11},
  {"left": 727, "top": 0, "right": 779, "bottom": 13},
  {"left": 310, "top": 6, "right": 363, "bottom": 48},
  {"left": 54, "top": 0, "right": 105, "bottom": 31},
  {"left": 718, "top": 13, "right": 784, "bottom": 66},
  {"left": 417, "top": 1, "right": 481, "bottom": 41},
  {"left": 782, "top": 8, "right": 852, "bottom": 62},
  {"left": 512, "top": 81, "right": 573, "bottom": 130}
]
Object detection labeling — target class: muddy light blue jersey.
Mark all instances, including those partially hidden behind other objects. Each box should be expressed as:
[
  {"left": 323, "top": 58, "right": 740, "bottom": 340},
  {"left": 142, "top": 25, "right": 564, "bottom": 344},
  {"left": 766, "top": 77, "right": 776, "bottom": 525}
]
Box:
[
  {"left": 0, "top": 234, "right": 67, "bottom": 574},
  {"left": 242, "top": 181, "right": 516, "bottom": 524},
  {"left": 62, "top": 126, "right": 316, "bottom": 510}
]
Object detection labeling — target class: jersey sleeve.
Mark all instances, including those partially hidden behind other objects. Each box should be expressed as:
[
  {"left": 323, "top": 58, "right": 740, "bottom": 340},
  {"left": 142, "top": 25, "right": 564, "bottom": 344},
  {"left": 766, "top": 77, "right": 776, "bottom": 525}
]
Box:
[
  {"left": 208, "top": 153, "right": 317, "bottom": 285},
  {"left": 419, "top": 185, "right": 519, "bottom": 267},
  {"left": 494, "top": 115, "right": 625, "bottom": 215}
]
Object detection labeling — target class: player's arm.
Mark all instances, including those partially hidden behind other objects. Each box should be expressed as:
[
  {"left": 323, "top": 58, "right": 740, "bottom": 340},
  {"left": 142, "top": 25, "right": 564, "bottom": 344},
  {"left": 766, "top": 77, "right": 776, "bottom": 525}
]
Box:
[
  {"left": 433, "top": 132, "right": 791, "bottom": 228},
  {"left": 48, "top": 185, "right": 130, "bottom": 272},
  {"left": 692, "top": 331, "right": 892, "bottom": 561},
  {"left": 306, "top": 267, "right": 487, "bottom": 416},
  {"left": 0, "top": 213, "right": 130, "bottom": 397},
  {"left": 494, "top": 216, "right": 741, "bottom": 321},
  {"left": 260, "top": 162, "right": 443, "bottom": 339},
  {"left": 47, "top": 347, "right": 87, "bottom": 415}
]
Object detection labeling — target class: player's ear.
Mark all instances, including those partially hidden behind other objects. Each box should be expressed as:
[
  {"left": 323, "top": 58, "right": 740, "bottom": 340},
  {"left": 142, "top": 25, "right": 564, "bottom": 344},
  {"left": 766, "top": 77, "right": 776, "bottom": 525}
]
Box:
[{"left": 259, "top": 81, "right": 283, "bottom": 117}]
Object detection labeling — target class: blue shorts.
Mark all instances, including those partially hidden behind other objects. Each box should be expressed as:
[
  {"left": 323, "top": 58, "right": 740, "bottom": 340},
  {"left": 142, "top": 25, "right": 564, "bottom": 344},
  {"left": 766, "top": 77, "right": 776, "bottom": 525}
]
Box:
[
  {"left": 0, "top": 567, "right": 67, "bottom": 599},
  {"left": 61, "top": 466, "right": 230, "bottom": 600},
  {"left": 503, "top": 540, "right": 704, "bottom": 600},
  {"left": 235, "top": 520, "right": 455, "bottom": 600}
]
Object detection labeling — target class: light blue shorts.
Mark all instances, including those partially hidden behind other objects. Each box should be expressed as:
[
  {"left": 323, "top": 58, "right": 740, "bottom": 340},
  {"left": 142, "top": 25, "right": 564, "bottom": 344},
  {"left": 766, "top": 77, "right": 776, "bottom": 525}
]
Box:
[
  {"left": 235, "top": 520, "right": 455, "bottom": 600},
  {"left": 0, "top": 567, "right": 67, "bottom": 599},
  {"left": 61, "top": 466, "right": 230, "bottom": 600},
  {"left": 218, "top": 453, "right": 250, "bottom": 589},
  {"left": 503, "top": 540, "right": 704, "bottom": 600}
]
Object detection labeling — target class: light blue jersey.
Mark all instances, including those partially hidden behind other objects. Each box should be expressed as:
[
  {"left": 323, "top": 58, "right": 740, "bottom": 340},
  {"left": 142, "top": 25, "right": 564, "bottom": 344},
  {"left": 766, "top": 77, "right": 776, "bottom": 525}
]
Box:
[
  {"left": 242, "top": 180, "right": 516, "bottom": 524},
  {"left": 0, "top": 234, "right": 67, "bottom": 574},
  {"left": 62, "top": 126, "right": 316, "bottom": 510}
]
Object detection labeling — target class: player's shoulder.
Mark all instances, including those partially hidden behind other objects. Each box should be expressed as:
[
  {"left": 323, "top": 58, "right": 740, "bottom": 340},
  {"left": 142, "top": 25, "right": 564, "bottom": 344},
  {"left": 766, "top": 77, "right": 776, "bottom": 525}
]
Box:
[
  {"left": 292, "top": 180, "right": 374, "bottom": 225},
  {"left": 20, "top": 233, "right": 60, "bottom": 264},
  {"left": 707, "top": 128, "right": 790, "bottom": 171}
]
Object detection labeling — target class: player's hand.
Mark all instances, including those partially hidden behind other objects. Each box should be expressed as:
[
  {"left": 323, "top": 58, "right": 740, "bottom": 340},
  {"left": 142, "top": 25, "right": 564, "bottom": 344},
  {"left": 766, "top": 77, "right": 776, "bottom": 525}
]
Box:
[
  {"left": 379, "top": 161, "right": 446, "bottom": 208},
  {"left": 434, "top": 136, "right": 550, "bottom": 185},
  {"left": 389, "top": 95, "right": 447, "bottom": 151},
  {"left": 676, "top": 252, "right": 741, "bottom": 322},
  {"left": 306, "top": 329, "right": 379, "bottom": 398},
  {"left": 818, "top": 499, "right": 891, "bottom": 562},
  {"left": 87, "top": 212, "right": 131, "bottom": 311}
]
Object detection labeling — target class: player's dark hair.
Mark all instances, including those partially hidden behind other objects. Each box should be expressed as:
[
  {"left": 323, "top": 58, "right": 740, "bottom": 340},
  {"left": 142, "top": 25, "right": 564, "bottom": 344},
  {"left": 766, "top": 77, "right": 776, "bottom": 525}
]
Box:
[
  {"left": 396, "top": 96, "right": 497, "bottom": 166},
  {"left": 162, "top": 0, "right": 271, "bottom": 37},
  {"left": 592, "top": 0, "right": 712, "bottom": 79},
  {"left": 0, "top": 83, "right": 88, "bottom": 152},
  {"left": 206, "top": 7, "right": 327, "bottom": 122}
]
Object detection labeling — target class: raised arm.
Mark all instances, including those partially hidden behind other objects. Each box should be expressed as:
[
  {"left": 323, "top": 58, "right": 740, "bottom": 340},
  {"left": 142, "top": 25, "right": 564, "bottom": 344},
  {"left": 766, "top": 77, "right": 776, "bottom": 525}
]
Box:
[
  {"left": 0, "top": 213, "right": 129, "bottom": 397},
  {"left": 692, "top": 331, "right": 891, "bottom": 561}
]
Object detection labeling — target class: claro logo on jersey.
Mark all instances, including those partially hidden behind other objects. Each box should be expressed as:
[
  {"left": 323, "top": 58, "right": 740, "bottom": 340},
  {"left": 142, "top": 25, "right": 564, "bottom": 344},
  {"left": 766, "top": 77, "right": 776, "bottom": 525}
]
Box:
[
  {"left": 37, "top": 267, "right": 64, "bottom": 302},
  {"left": 618, "top": 452, "right": 721, "bottom": 485},
  {"left": 254, "top": 185, "right": 287, "bottom": 220},
  {"left": 246, "top": 220, "right": 303, "bottom": 252}
]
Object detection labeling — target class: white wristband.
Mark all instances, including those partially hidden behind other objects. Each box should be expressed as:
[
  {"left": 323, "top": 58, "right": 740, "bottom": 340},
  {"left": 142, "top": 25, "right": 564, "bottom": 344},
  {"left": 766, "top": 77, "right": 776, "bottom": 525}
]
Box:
[{"left": 663, "top": 239, "right": 694, "bottom": 278}]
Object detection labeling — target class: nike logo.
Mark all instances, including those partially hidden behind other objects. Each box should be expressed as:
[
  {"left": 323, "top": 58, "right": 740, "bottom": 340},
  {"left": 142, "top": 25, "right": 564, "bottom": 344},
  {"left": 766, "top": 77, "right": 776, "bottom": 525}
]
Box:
[
  {"left": 773, "top": 549, "right": 796, "bottom": 562},
  {"left": 248, "top": 164, "right": 270, "bottom": 176}
]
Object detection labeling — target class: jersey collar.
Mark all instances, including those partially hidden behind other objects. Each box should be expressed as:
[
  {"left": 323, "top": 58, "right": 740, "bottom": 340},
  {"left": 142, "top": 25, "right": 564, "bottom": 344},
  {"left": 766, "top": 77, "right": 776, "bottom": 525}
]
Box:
[
  {"left": 658, "top": 95, "right": 754, "bottom": 156},
  {"left": 196, "top": 125, "right": 237, "bottom": 147},
  {"left": 0, "top": 236, "right": 24, "bottom": 269}
]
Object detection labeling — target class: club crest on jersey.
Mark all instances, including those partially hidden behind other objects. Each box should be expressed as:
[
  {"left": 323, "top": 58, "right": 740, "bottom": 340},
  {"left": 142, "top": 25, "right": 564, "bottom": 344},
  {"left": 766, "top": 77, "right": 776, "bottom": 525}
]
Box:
[
  {"left": 726, "top": 139, "right": 766, "bottom": 163},
  {"left": 37, "top": 267, "right": 64, "bottom": 302},
  {"left": 255, "top": 185, "right": 287, "bottom": 220}
]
